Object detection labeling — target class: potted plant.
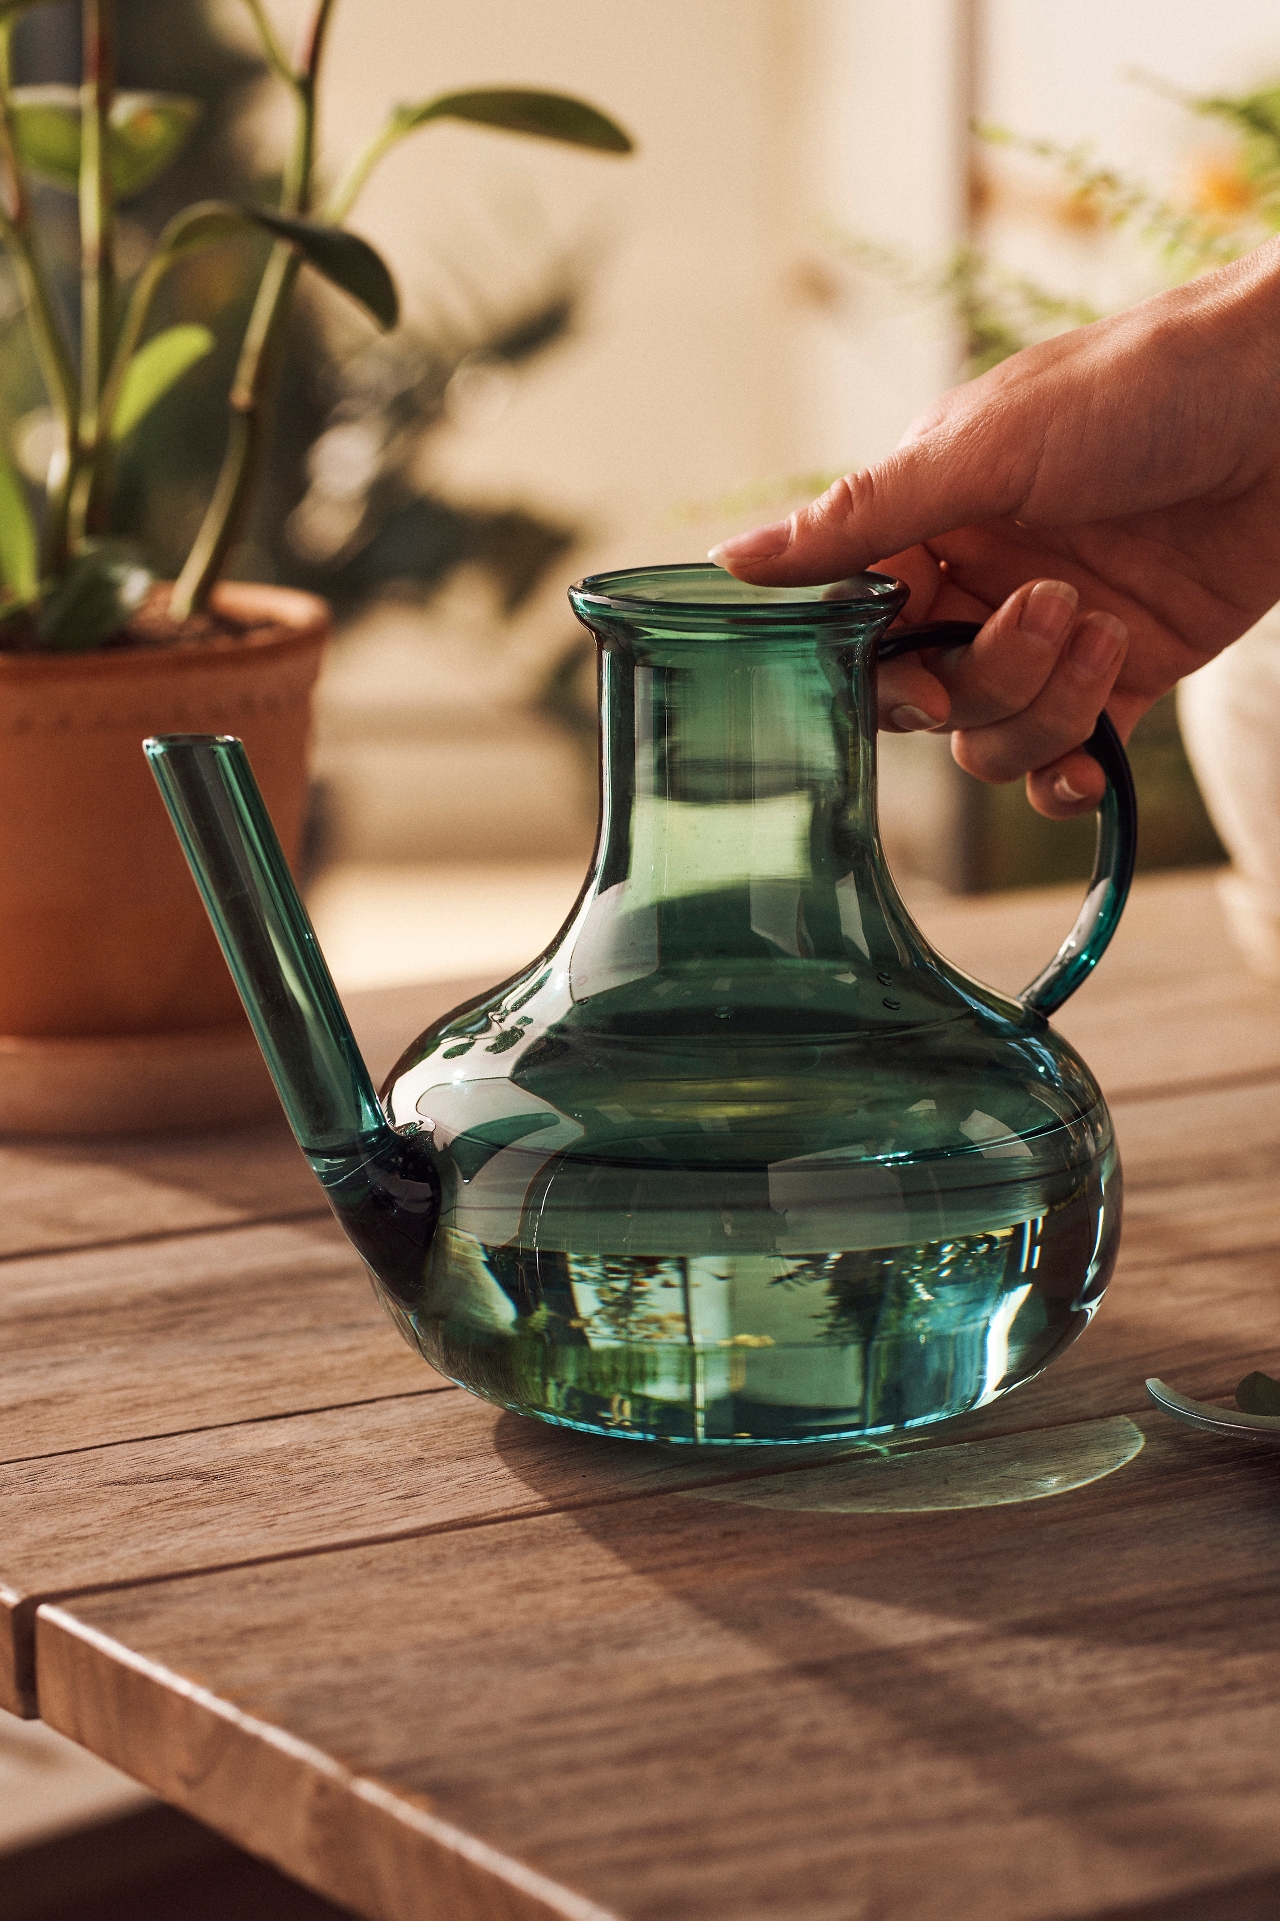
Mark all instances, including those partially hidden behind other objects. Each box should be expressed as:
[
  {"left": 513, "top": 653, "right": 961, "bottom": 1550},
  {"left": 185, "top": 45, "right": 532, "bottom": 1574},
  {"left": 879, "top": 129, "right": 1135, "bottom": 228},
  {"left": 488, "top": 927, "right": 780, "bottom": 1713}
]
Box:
[{"left": 0, "top": 0, "right": 630, "bottom": 1133}]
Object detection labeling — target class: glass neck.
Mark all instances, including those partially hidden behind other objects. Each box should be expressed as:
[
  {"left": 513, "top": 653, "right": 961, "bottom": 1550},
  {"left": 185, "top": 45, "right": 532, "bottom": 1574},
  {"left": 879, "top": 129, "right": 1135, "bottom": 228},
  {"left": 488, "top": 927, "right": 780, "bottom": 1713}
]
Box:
[{"left": 593, "top": 631, "right": 884, "bottom": 914}]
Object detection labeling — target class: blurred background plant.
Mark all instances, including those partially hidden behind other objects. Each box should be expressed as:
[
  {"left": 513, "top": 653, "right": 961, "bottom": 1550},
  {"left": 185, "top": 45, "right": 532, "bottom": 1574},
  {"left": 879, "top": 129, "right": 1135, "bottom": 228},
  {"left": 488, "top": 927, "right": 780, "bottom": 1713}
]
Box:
[
  {"left": 816, "top": 72, "right": 1280, "bottom": 377},
  {"left": 0, "top": 0, "right": 629, "bottom": 650}
]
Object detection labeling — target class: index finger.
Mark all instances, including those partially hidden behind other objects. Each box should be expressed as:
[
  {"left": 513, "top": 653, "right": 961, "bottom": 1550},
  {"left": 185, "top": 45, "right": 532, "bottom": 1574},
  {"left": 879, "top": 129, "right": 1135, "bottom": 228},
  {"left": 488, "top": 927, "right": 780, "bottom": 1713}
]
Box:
[{"left": 707, "top": 452, "right": 1024, "bottom": 588}]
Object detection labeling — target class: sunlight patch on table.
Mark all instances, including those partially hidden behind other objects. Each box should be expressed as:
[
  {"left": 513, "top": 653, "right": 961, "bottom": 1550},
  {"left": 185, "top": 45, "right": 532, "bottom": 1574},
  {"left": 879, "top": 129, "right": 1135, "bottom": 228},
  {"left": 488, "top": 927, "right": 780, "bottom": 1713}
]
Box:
[{"left": 682, "top": 1416, "right": 1144, "bottom": 1514}]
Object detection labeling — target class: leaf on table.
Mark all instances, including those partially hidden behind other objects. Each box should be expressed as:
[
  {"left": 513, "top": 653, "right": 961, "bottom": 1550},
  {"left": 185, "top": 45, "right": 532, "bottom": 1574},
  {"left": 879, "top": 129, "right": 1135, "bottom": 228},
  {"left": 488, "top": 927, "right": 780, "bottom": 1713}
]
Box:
[
  {"left": 36, "top": 543, "right": 152, "bottom": 653},
  {"left": 243, "top": 208, "right": 399, "bottom": 329},
  {"left": 110, "top": 324, "right": 216, "bottom": 441},
  {"left": 0, "top": 438, "right": 38, "bottom": 602},
  {"left": 9, "top": 87, "right": 202, "bottom": 198},
  {"left": 397, "top": 88, "right": 633, "bottom": 154},
  {"left": 1235, "top": 1370, "right": 1280, "bottom": 1415}
]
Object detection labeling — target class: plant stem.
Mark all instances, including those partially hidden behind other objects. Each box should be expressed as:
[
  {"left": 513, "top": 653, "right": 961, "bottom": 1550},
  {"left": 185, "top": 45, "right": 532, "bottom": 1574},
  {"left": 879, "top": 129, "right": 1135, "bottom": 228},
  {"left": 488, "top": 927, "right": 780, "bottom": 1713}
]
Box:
[
  {"left": 73, "top": 0, "right": 115, "bottom": 544},
  {"left": 168, "top": 243, "right": 298, "bottom": 618},
  {"left": 241, "top": 0, "right": 298, "bottom": 91},
  {"left": 293, "top": 0, "right": 337, "bottom": 110},
  {"left": 325, "top": 112, "right": 401, "bottom": 224},
  {"left": 0, "top": 21, "right": 80, "bottom": 570},
  {"left": 170, "top": 0, "right": 333, "bottom": 618}
]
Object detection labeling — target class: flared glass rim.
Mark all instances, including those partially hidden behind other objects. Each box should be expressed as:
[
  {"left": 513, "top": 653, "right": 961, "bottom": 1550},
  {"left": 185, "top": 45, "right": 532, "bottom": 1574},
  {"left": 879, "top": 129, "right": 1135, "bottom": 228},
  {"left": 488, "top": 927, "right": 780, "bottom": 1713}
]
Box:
[{"left": 569, "top": 562, "right": 907, "bottom": 624}]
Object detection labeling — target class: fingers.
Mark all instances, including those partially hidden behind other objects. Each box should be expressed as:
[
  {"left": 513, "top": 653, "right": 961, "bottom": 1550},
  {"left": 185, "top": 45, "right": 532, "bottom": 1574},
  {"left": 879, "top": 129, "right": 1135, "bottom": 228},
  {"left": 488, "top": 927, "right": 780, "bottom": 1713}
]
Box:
[
  {"left": 952, "top": 606, "right": 1128, "bottom": 818},
  {"left": 879, "top": 572, "right": 1088, "bottom": 738},
  {"left": 1027, "top": 748, "right": 1107, "bottom": 820},
  {"left": 707, "top": 437, "right": 1025, "bottom": 588},
  {"left": 707, "top": 352, "right": 1052, "bottom": 588},
  {"left": 878, "top": 657, "right": 951, "bottom": 733},
  {"left": 873, "top": 571, "right": 1127, "bottom": 820},
  {"left": 711, "top": 249, "right": 1280, "bottom": 591},
  {"left": 930, "top": 578, "right": 1081, "bottom": 727}
]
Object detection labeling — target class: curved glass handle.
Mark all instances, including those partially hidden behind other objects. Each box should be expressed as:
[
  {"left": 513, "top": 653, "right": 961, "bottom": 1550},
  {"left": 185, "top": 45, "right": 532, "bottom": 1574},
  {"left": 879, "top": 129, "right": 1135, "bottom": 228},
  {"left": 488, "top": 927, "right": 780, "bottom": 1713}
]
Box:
[{"left": 880, "top": 620, "right": 1138, "bottom": 1017}]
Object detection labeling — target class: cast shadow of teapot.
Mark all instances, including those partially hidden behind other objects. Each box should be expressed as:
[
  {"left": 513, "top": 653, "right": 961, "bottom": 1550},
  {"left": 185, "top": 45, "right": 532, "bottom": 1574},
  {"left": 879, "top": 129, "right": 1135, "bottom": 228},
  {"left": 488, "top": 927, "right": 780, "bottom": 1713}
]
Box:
[{"left": 488, "top": 1404, "right": 1280, "bottom": 1909}]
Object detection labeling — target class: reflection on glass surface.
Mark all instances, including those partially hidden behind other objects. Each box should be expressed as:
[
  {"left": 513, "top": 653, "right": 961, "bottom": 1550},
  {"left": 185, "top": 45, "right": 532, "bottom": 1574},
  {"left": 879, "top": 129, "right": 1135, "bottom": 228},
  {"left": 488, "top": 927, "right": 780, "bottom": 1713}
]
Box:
[{"left": 378, "top": 566, "right": 1121, "bottom": 1444}]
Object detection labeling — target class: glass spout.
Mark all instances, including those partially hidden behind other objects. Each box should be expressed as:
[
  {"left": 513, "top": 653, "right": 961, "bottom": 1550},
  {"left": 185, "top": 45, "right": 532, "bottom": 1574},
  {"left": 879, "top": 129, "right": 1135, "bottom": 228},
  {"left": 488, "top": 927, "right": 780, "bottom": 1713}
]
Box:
[
  {"left": 145, "top": 733, "right": 383, "bottom": 1154},
  {"left": 145, "top": 733, "right": 441, "bottom": 1312}
]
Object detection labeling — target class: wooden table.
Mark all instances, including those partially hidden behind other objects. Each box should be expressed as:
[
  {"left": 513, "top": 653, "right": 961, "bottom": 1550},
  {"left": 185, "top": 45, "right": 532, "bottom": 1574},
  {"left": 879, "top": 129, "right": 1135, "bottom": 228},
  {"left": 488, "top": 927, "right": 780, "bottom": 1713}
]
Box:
[{"left": 6, "top": 869, "right": 1280, "bottom": 1921}]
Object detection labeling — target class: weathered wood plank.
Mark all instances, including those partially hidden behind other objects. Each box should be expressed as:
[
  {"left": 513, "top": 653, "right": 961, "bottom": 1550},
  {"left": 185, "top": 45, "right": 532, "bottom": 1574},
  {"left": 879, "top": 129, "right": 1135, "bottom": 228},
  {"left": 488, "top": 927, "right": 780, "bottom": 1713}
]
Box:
[
  {"left": 0, "top": 1216, "right": 437, "bottom": 1468},
  {"left": 0, "top": 978, "right": 489, "bottom": 1262},
  {"left": 8, "top": 870, "right": 1279, "bottom": 1915},
  {"left": 35, "top": 1418, "right": 1280, "bottom": 1921},
  {"left": 910, "top": 867, "right": 1280, "bottom": 1098},
  {"left": 5, "top": 1058, "right": 1278, "bottom": 1712},
  {"left": 911, "top": 866, "right": 1233, "bottom": 1004},
  {"left": 1059, "top": 973, "right": 1280, "bottom": 1103},
  {"left": 0, "top": 1389, "right": 760, "bottom": 1718},
  {"left": 0, "top": 1123, "right": 319, "bottom": 1262},
  {"left": 3, "top": 1198, "right": 1275, "bottom": 1719},
  {"left": 0, "top": 876, "right": 1254, "bottom": 1265}
]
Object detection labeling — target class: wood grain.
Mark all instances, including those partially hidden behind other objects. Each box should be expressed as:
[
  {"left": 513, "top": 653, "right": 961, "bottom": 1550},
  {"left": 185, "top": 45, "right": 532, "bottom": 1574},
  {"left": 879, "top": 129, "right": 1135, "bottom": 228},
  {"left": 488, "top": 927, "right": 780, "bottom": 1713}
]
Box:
[
  {"left": 914, "top": 868, "right": 1280, "bottom": 1097},
  {"left": 0, "top": 1216, "right": 439, "bottom": 1468},
  {"left": 9, "top": 872, "right": 1280, "bottom": 1916},
  {"left": 36, "top": 1416, "right": 1280, "bottom": 1921},
  {"left": 912, "top": 865, "right": 1233, "bottom": 1003},
  {"left": 0, "top": 1386, "right": 760, "bottom": 1717},
  {"left": 0, "top": 978, "right": 488, "bottom": 1261},
  {"left": 7, "top": 946, "right": 1280, "bottom": 1722},
  {"left": 5, "top": 1165, "right": 1278, "bottom": 1716},
  {"left": 0, "top": 890, "right": 1258, "bottom": 1262}
]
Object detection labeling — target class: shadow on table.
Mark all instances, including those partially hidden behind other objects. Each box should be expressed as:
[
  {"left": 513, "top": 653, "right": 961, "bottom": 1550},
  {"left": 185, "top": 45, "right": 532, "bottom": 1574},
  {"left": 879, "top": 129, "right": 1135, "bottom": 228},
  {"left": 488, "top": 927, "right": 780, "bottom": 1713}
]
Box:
[
  {"left": 491, "top": 1407, "right": 1280, "bottom": 1915},
  {"left": 0, "top": 1803, "right": 355, "bottom": 1921}
]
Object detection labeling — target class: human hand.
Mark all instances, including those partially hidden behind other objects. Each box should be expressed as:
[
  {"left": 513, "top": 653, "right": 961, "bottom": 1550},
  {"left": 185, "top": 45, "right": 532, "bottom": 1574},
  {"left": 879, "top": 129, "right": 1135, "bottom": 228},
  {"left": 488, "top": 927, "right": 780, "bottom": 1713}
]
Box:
[{"left": 710, "top": 239, "right": 1280, "bottom": 817}]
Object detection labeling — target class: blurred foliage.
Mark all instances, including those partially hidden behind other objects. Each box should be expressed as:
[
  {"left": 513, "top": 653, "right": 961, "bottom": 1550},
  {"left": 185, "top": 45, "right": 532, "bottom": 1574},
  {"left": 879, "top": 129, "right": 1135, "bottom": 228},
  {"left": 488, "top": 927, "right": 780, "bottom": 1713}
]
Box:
[
  {"left": 821, "top": 229, "right": 1102, "bottom": 379},
  {"left": 811, "top": 69, "right": 1271, "bottom": 889},
  {"left": 0, "top": 0, "right": 629, "bottom": 646},
  {"left": 822, "top": 70, "right": 1280, "bottom": 379},
  {"left": 281, "top": 273, "right": 585, "bottom": 618}
]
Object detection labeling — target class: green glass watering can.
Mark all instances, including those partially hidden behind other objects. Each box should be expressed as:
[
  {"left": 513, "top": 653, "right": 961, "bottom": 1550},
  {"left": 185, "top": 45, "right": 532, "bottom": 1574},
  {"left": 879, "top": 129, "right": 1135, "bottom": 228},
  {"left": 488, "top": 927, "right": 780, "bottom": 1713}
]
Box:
[{"left": 146, "top": 565, "right": 1135, "bottom": 1447}]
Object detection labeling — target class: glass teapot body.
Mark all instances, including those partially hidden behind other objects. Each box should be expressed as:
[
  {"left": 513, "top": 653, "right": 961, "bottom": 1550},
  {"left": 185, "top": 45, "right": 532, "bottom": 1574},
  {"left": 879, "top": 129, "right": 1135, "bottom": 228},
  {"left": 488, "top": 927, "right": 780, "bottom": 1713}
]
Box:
[{"left": 378, "top": 567, "right": 1121, "bottom": 1446}]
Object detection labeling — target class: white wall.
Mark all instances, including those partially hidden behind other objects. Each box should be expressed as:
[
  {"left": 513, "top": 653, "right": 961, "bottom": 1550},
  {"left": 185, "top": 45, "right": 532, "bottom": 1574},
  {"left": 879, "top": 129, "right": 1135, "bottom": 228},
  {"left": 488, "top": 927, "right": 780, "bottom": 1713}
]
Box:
[
  {"left": 285, "top": 0, "right": 977, "bottom": 863},
  {"left": 308, "top": 0, "right": 974, "bottom": 562}
]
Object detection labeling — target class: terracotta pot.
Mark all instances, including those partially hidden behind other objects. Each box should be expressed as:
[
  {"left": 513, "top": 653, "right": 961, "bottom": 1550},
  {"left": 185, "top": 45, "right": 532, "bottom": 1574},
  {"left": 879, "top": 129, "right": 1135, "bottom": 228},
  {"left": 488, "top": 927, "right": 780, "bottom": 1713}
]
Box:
[{"left": 0, "top": 582, "right": 329, "bottom": 1134}]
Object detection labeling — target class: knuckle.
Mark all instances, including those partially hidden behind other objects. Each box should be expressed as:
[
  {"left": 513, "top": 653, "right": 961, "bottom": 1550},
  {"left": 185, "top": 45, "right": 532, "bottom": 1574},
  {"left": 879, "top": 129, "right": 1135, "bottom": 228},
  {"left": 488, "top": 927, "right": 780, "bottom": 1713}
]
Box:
[
  {"left": 951, "top": 727, "right": 1023, "bottom": 785},
  {"left": 806, "top": 472, "right": 862, "bottom": 536}
]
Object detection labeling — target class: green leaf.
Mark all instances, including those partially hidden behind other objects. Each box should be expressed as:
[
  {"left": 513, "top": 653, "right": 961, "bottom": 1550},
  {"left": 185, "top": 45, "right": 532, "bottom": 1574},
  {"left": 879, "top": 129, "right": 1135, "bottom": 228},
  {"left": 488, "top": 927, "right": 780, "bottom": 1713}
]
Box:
[
  {"left": 243, "top": 208, "right": 399, "bottom": 329},
  {"left": 1236, "top": 1370, "right": 1280, "bottom": 1416},
  {"left": 36, "top": 544, "right": 152, "bottom": 653},
  {"left": 0, "top": 438, "right": 37, "bottom": 601},
  {"left": 1195, "top": 88, "right": 1280, "bottom": 149},
  {"left": 8, "top": 86, "right": 77, "bottom": 190},
  {"left": 394, "top": 88, "right": 632, "bottom": 154},
  {"left": 152, "top": 199, "right": 250, "bottom": 265},
  {"left": 109, "top": 91, "right": 203, "bottom": 197},
  {"left": 110, "top": 324, "right": 216, "bottom": 442},
  {"left": 9, "top": 87, "right": 202, "bottom": 198}
]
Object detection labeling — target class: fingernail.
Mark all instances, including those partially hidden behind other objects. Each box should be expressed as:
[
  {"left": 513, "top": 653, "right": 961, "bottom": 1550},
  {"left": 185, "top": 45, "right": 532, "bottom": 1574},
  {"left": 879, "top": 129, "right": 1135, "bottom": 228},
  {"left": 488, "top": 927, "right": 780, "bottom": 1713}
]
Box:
[
  {"left": 708, "top": 519, "right": 792, "bottom": 567},
  {"left": 889, "top": 704, "right": 938, "bottom": 732},
  {"left": 1020, "top": 580, "right": 1078, "bottom": 644},
  {"left": 1054, "top": 774, "right": 1089, "bottom": 804},
  {"left": 1069, "top": 611, "right": 1127, "bottom": 676}
]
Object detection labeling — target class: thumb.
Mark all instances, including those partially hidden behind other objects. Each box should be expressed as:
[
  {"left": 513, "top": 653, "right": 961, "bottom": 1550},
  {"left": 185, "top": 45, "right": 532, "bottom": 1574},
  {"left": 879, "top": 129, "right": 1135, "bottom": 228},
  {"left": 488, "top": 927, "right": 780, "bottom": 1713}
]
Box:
[{"left": 709, "top": 386, "right": 1040, "bottom": 588}]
